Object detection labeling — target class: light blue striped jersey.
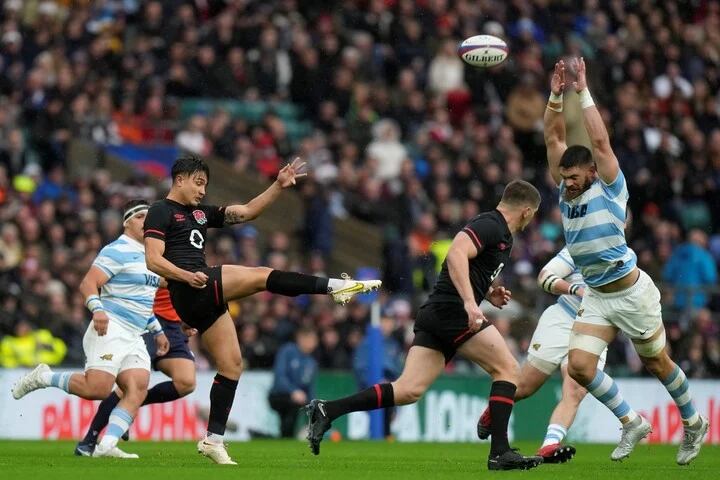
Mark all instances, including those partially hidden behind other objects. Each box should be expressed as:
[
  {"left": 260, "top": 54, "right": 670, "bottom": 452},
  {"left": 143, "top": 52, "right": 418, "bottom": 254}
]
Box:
[
  {"left": 92, "top": 234, "right": 161, "bottom": 332},
  {"left": 559, "top": 170, "right": 636, "bottom": 287},
  {"left": 544, "top": 247, "right": 585, "bottom": 318}
]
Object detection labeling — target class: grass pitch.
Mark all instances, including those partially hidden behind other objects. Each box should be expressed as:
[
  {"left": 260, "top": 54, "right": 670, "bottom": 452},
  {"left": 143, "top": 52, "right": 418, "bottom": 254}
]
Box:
[{"left": 0, "top": 440, "right": 717, "bottom": 480}]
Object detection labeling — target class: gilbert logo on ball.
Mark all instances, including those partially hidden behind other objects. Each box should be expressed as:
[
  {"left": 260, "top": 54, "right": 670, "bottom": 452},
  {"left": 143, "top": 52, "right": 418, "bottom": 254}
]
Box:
[
  {"left": 192, "top": 209, "right": 207, "bottom": 225},
  {"left": 457, "top": 35, "right": 508, "bottom": 68}
]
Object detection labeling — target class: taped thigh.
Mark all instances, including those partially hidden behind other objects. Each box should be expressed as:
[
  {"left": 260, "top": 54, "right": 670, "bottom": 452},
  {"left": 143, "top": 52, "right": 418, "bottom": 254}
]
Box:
[
  {"left": 568, "top": 331, "right": 608, "bottom": 356},
  {"left": 633, "top": 328, "right": 666, "bottom": 357}
]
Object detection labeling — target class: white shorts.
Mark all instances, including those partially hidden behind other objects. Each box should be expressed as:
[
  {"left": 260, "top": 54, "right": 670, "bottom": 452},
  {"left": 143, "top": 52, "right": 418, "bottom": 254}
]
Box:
[
  {"left": 528, "top": 303, "right": 607, "bottom": 375},
  {"left": 576, "top": 269, "right": 662, "bottom": 341},
  {"left": 83, "top": 320, "right": 151, "bottom": 376}
]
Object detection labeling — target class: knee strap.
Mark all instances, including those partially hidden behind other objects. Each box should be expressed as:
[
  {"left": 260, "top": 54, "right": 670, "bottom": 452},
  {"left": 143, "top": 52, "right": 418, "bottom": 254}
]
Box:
[
  {"left": 633, "top": 332, "right": 666, "bottom": 357},
  {"left": 569, "top": 331, "right": 608, "bottom": 356}
]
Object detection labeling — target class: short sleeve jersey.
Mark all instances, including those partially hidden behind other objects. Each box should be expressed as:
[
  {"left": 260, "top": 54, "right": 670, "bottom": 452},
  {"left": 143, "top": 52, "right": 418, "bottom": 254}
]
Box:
[
  {"left": 144, "top": 199, "right": 225, "bottom": 271},
  {"left": 428, "top": 210, "right": 513, "bottom": 305}
]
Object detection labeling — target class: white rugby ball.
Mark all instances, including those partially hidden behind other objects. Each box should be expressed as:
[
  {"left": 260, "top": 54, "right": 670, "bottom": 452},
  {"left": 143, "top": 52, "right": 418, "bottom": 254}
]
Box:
[{"left": 458, "top": 35, "right": 508, "bottom": 68}]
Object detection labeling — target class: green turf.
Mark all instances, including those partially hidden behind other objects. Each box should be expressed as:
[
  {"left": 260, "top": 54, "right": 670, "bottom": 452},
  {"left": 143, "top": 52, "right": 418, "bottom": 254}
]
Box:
[{"left": 0, "top": 440, "right": 717, "bottom": 480}]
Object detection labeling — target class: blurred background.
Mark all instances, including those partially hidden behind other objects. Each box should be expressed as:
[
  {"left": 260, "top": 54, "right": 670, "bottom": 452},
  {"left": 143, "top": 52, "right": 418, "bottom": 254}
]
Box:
[{"left": 0, "top": 0, "right": 719, "bottom": 443}]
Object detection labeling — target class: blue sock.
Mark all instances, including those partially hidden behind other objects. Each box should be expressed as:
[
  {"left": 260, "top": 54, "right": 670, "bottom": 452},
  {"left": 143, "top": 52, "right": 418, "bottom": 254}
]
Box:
[
  {"left": 586, "top": 369, "right": 638, "bottom": 423},
  {"left": 82, "top": 391, "right": 121, "bottom": 445},
  {"left": 49, "top": 372, "right": 73, "bottom": 393},
  {"left": 100, "top": 407, "right": 133, "bottom": 447},
  {"left": 662, "top": 365, "right": 700, "bottom": 427}
]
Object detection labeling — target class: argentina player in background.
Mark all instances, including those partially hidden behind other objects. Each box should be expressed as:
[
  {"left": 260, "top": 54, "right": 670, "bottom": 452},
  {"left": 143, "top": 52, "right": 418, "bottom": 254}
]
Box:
[
  {"left": 544, "top": 58, "right": 708, "bottom": 465},
  {"left": 478, "top": 246, "right": 607, "bottom": 464},
  {"left": 12, "top": 200, "right": 169, "bottom": 459}
]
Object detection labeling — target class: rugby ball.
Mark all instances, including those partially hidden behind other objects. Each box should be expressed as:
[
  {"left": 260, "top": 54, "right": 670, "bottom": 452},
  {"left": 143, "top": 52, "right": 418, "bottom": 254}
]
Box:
[{"left": 458, "top": 35, "right": 508, "bottom": 68}]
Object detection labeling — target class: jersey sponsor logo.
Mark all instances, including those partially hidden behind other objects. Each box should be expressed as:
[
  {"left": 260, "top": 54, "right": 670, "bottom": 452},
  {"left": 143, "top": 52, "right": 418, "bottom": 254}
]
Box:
[
  {"left": 567, "top": 204, "right": 588, "bottom": 219},
  {"left": 174, "top": 213, "right": 186, "bottom": 222},
  {"left": 192, "top": 210, "right": 207, "bottom": 225},
  {"left": 100, "top": 354, "right": 113, "bottom": 361},
  {"left": 145, "top": 274, "right": 160, "bottom": 287}
]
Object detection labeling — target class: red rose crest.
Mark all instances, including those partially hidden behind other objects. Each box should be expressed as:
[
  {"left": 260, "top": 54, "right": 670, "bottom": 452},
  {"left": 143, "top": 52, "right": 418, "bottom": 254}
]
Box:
[{"left": 192, "top": 210, "right": 207, "bottom": 225}]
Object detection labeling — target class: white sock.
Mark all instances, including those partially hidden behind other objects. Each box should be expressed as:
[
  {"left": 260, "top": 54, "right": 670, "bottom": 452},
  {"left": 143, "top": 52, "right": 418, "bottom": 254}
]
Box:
[
  {"left": 542, "top": 423, "right": 568, "bottom": 447},
  {"left": 206, "top": 432, "right": 224, "bottom": 445},
  {"left": 100, "top": 407, "right": 133, "bottom": 448},
  {"left": 327, "top": 278, "right": 347, "bottom": 292}
]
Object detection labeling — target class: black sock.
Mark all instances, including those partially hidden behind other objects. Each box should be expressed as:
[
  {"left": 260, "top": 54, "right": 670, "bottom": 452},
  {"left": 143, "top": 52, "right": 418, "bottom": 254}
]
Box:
[
  {"left": 82, "top": 391, "right": 120, "bottom": 445},
  {"left": 266, "top": 270, "right": 329, "bottom": 296},
  {"left": 489, "top": 380, "right": 517, "bottom": 456},
  {"left": 207, "top": 374, "right": 239, "bottom": 435},
  {"left": 325, "top": 383, "right": 394, "bottom": 421},
  {"left": 142, "top": 381, "right": 181, "bottom": 405}
]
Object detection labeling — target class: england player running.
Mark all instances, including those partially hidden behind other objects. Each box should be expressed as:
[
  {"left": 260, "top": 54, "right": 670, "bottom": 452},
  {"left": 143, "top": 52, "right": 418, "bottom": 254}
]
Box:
[
  {"left": 143, "top": 154, "right": 380, "bottom": 465},
  {"left": 306, "top": 181, "right": 544, "bottom": 471},
  {"left": 477, "top": 246, "right": 607, "bottom": 463},
  {"left": 12, "top": 200, "right": 169, "bottom": 459},
  {"left": 75, "top": 286, "right": 197, "bottom": 456},
  {"left": 544, "top": 58, "right": 708, "bottom": 464}
]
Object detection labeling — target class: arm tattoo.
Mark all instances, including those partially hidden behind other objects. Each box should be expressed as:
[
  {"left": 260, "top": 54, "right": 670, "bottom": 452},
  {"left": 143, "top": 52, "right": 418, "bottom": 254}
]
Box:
[{"left": 224, "top": 207, "right": 246, "bottom": 225}]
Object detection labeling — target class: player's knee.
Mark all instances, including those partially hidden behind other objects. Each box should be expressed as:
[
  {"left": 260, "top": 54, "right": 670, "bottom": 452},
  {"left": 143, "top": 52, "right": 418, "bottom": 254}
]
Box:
[
  {"left": 88, "top": 384, "right": 115, "bottom": 400},
  {"left": 252, "top": 267, "right": 273, "bottom": 290},
  {"left": 393, "top": 382, "right": 424, "bottom": 405},
  {"left": 489, "top": 357, "right": 519, "bottom": 383},
  {"left": 567, "top": 360, "right": 594, "bottom": 386},
  {"left": 217, "top": 351, "right": 243, "bottom": 378},
  {"left": 641, "top": 351, "right": 672, "bottom": 377},
  {"left": 173, "top": 376, "right": 196, "bottom": 396}
]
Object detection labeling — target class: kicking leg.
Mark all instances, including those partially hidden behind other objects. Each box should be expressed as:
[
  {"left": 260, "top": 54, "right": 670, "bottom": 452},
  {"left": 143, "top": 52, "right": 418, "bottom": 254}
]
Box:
[
  {"left": 477, "top": 361, "right": 550, "bottom": 440},
  {"left": 220, "top": 265, "right": 381, "bottom": 305},
  {"left": 458, "top": 328, "right": 542, "bottom": 471},
  {"left": 634, "top": 327, "right": 708, "bottom": 465},
  {"left": 197, "top": 312, "right": 241, "bottom": 465},
  {"left": 13, "top": 364, "right": 115, "bottom": 400},
  {"left": 306, "top": 346, "right": 445, "bottom": 455}
]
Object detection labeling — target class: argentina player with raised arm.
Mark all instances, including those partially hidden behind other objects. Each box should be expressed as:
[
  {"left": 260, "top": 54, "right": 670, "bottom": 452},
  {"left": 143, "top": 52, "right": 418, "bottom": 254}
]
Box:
[
  {"left": 544, "top": 58, "right": 708, "bottom": 465},
  {"left": 12, "top": 200, "right": 169, "bottom": 459}
]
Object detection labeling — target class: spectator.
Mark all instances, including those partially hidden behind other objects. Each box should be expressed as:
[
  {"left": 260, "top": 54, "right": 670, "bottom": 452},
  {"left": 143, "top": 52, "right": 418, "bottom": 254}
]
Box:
[
  {"left": 662, "top": 229, "right": 718, "bottom": 311},
  {"left": 268, "top": 327, "right": 319, "bottom": 438},
  {"left": 0, "top": 320, "right": 67, "bottom": 368}
]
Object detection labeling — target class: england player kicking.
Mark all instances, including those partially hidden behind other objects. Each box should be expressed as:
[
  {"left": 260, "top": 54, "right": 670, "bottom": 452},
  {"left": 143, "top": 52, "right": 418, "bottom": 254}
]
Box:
[
  {"left": 544, "top": 58, "right": 708, "bottom": 464},
  {"left": 75, "top": 286, "right": 197, "bottom": 456},
  {"left": 306, "top": 181, "right": 544, "bottom": 471},
  {"left": 12, "top": 200, "right": 169, "bottom": 459},
  {"left": 143, "top": 154, "right": 381, "bottom": 465},
  {"left": 477, "top": 247, "right": 607, "bottom": 463}
]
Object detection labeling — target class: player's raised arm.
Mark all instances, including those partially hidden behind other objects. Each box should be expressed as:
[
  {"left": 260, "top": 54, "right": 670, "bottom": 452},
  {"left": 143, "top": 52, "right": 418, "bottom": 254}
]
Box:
[
  {"left": 446, "top": 231, "right": 486, "bottom": 331},
  {"left": 573, "top": 57, "right": 620, "bottom": 184},
  {"left": 224, "top": 157, "right": 307, "bottom": 224},
  {"left": 544, "top": 60, "right": 567, "bottom": 185}
]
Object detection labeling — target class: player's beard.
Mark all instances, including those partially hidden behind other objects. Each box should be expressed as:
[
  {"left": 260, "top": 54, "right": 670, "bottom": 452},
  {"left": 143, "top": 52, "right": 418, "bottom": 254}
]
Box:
[{"left": 563, "top": 178, "right": 592, "bottom": 201}]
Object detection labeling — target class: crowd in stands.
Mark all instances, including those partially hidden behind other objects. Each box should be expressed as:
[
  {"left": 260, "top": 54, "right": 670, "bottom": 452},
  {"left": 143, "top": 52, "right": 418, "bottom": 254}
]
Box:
[{"left": 1, "top": 1, "right": 720, "bottom": 378}]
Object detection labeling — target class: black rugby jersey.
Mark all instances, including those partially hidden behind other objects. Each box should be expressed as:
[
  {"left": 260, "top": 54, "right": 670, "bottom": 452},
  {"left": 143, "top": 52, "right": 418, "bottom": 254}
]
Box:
[
  {"left": 427, "top": 209, "right": 513, "bottom": 305},
  {"left": 144, "top": 199, "right": 225, "bottom": 271}
]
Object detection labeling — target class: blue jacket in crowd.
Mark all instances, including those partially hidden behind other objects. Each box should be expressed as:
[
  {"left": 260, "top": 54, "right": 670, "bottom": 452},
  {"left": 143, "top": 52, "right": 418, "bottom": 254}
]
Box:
[
  {"left": 270, "top": 342, "right": 318, "bottom": 398},
  {"left": 662, "top": 243, "right": 718, "bottom": 309}
]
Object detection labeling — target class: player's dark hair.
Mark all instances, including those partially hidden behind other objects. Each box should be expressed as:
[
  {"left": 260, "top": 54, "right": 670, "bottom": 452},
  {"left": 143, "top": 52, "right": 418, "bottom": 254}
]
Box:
[
  {"left": 123, "top": 198, "right": 149, "bottom": 212},
  {"left": 500, "top": 180, "right": 541, "bottom": 208},
  {"left": 171, "top": 153, "right": 210, "bottom": 184},
  {"left": 122, "top": 198, "right": 150, "bottom": 223},
  {"left": 559, "top": 145, "right": 594, "bottom": 169}
]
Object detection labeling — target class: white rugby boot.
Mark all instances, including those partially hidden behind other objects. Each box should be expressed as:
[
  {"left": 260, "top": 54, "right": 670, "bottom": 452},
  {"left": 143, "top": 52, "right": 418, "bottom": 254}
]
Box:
[
  {"left": 11, "top": 363, "right": 50, "bottom": 399},
  {"left": 93, "top": 443, "right": 139, "bottom": 459},
  {"left": 330, "top": 273, "right": 382, "bottom": 305},
  {"left": 197, "top": 439, "right": 237, "bottom": 465},
  {"left": 677, "top": 416, "right": 709, "bottom": 465},
  {"left": 610, "top": 416, "right": 652, "bottom": 461}
]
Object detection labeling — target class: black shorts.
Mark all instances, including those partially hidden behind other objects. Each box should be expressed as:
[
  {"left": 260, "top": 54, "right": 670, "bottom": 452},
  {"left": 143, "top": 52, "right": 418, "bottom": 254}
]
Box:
[
  {"left": 412, "top": 301, "right": 491, "bottom": 362},
  {"left": 168, "top": 265, "right": 227, "bottom": 333},
  {"left": 144, "top": 316, "right": 195, "bottom": 370}
]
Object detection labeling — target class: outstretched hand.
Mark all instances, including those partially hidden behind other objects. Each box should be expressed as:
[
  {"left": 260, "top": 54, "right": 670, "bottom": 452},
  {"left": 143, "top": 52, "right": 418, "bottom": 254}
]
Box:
[
  {"left": 277, "top": 157, "right": 308, "bottom": 188},
  {"left": 572, "top": 57, "right": 587, "bottom": 92},
  {"left": 551, "top": 60, "right": 565, "bottom": 95}
]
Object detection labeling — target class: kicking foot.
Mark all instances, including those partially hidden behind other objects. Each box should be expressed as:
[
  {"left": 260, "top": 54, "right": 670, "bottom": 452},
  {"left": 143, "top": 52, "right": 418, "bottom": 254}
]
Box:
[
  {"left": 74, "top": 441, "right": 95, "bottom": 457},
  {"left": 537, "top": 443, "right": 576, "bottom": 464},
  {"left": 677, "top": 416, "right": 709, "bottom": 466},
  {"left": 330, "top": 273, "right": 381, "bottom": 305},
  {"left": 477, "top": 407, "right": 491, "bottom": 440},
  {"left": 93, "top": 444, "right": 138, "bottom": 459},
  {"left": 305, "top": 399, "right": 332, "bottom": 455},
  {"left": 488, "top": 449, "right": 543, "bottom": 471},
  {"left": 197, "top": 439, "right": 237, "bottom": 465},
  {"left": 11, "top": 364, "right": 50, "bottom": 399},
  {"left": 611, "top": 416, "right": 652, "bottom": 461}
]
